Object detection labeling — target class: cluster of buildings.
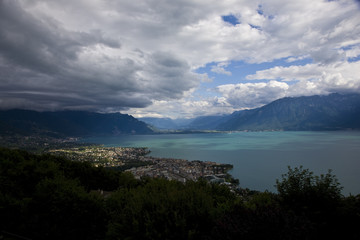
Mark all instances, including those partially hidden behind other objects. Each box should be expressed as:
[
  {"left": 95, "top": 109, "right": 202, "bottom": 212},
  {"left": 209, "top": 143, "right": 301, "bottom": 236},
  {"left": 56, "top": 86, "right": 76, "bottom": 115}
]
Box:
[
  {"left": 48, "top": 145, "right": 236, "bottom": 186},
  {"left": 1, "top": 136, "right": 239, "bottom": 189},
  {"left": 126, "top": 156, "right": 232, "bottom": 182},
  {"left": 0, "top": 136, "right": 82, "bottom": 151},
  {"left": 48, "top": 146, "right": 150, "bottom": 167}
]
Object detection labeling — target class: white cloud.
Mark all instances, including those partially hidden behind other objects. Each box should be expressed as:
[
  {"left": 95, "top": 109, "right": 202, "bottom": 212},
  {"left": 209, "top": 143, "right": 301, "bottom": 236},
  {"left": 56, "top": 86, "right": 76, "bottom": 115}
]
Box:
[
  {"left": 286, "top": 55, "right": 310, "bottom": 63},
  {"left": 246, "top": 64, "right": 321, "bottom": 82},
  {"left": 125, "top": 96, "right": 235, "bottom": 119},
  {"left": 217, "top": 81, "right": 289, "bottom": 109},
  {"left": 217, "top": 61, "right": 360, "bottom": 110},
  {"left": 246, "top": 61, "right": 360, "bottom": 91},
  {"left": 345, "top": 45, "right": 360, "bottom": 59},
  {"left": 211, "top": 62, "right": 232, "bottom": 75}
]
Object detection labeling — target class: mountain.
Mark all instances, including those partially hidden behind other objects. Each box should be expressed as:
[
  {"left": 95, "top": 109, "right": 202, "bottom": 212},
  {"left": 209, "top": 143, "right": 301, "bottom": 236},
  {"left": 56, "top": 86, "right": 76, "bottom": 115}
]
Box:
[
  {"left": 140, "top": 116, "right": 231, "bottom": 130},
  {"left": 0, "top": 110, "right": 153, "bottom": 137},
  {"left": 140, "top": 93, "right": 360, "bottom": 131},
  {"left": 186, "top": 115, "right": 231, "bottom": 130},
  {"left": 139, "top": 117, "right": 180, "bottom": 130},
  {"left": 217, "top": 93, "right": 360, "bottom": 131},
  {"left": 139, "top": 117, "right": 196, "bottom": 130}
]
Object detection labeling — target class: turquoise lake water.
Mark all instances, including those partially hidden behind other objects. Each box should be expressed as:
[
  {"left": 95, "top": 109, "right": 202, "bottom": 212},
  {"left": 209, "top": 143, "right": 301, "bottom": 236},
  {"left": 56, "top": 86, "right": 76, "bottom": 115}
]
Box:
[{"left": 83, "top": 131, "right": 360, "bottom": 195}]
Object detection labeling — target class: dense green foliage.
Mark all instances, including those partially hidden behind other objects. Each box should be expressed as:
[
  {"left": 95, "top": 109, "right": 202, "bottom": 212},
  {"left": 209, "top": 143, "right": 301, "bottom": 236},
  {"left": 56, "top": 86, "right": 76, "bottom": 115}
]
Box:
[{"left": 1, "top": 148, "right": 360, "bottom": 239}]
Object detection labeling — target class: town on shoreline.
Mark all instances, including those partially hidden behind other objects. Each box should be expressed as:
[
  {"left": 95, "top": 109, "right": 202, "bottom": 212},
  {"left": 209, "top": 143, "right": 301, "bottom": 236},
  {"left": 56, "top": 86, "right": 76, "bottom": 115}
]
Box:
[
  {"left": 0, "top": 136, "right": 239, "bottom": 188},
  {"left": 48, "top": 145, "right": 237, "bottom": 185}
]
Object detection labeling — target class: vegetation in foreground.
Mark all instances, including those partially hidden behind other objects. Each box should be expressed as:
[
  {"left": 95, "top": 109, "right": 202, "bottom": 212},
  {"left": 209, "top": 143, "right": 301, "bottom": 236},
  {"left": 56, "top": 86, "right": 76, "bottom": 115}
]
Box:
[{"left": 1, "top": 148, "right": 360, "bottom": 239}]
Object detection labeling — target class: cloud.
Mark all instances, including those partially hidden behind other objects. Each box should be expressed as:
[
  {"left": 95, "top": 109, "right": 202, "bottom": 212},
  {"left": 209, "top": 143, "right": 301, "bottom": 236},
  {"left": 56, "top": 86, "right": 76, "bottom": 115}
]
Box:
[
  {"left": 0, "top": 1, "right": 120, "bottom": 74},
  {"left": 345, "top": 45, "right": 360, "bottom": 59},
  {"left": 0, "top": 0, "right": 359, "bottom": 117},
  {"left": 217, "top": 61, "right": 360, "bottom": 110},
  {"left": 217, "top": 81, "right": 289, "bottom": 109},
  {"left": 246, "top": 61, "right": 360, "bottom": 91},
  {"left": 246, "top": 64, "right": 321, "bottom": 82},
  {"left": 0, "top": 0, "right": 205, "bottom": 111},
  {"left": 286, "top": 55, "right": 310, "bottom": 63},
  {"left": 124, "top": 96, "right": 234, "bottom": 119},
  {"left": 211, "top": 62, "right": 232, "bottom": 76}
]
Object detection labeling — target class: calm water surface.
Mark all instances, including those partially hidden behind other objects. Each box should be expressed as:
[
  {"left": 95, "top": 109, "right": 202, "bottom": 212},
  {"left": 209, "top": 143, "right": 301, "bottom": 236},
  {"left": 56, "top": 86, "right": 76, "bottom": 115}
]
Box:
[{"left": 83, "top": 131, "right": 360, "bottom": 195}]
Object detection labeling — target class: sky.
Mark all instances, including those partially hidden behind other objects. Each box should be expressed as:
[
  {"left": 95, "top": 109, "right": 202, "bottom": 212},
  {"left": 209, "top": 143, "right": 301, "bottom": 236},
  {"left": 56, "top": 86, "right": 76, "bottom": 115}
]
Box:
[{"left": 1, "top": 0, "right": 360, "bottom": 119}]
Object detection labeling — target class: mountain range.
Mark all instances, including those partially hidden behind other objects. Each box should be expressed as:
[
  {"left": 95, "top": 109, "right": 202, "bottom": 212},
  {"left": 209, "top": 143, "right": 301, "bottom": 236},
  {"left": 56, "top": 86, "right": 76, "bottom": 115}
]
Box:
[
  {"left": 141, "top": 93, "right": 360, "bottom": 131},
  {"left": 1, "top": 93, "right": 360, "bottom": 137},
  {"left": 0, "top": 110, "right": 153, "bottom": 137}
]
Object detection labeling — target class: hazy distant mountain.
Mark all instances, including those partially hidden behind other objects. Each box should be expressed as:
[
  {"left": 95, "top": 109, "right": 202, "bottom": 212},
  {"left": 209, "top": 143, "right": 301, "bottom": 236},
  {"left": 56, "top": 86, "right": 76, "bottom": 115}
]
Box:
[
  {"left": 217, "top": 93, "right": 360, "bottom": 131},
  {"left": 186, "top": 115, "right": 231, "bottom": 130},
  {"left": 0, "top": 110, "right": 153, "bottom": 137},
  {"left": 139, "top": 117, "right": 180, "bottom": 130},
  {"left": 140, "top": 116, "right": 231, "bottom": 130},
  {"left": 139, "top": 117, "right": 195, "bottom": 130}
]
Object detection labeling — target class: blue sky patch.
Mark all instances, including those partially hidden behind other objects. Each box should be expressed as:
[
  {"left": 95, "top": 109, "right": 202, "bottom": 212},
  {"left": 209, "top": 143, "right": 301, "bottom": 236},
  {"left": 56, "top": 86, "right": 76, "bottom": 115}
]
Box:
[
  {"left": 196, "top": 58, "right": 313, "bottom": 87},
  {"left": 222, "top": 14, "right": 240, "bottom": 26}
]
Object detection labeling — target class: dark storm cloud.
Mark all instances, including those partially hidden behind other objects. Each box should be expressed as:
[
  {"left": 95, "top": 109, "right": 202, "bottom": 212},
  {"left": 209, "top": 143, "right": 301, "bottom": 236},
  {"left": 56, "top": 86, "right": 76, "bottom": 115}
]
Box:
[
  {"left": 0, "top": 0, "right": 119, "bottom": 74},
  {"left": 141, "top": 52, "right": 199, "bottom": 98},
  {"left": 0, "top": 0, "right": 199, "bottom": 111}
]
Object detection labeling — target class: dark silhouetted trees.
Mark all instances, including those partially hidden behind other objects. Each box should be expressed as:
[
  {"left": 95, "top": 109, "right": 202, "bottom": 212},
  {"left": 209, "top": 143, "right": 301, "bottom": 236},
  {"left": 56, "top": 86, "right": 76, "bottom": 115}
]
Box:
[{"left": 1, "top": 148, "right": 360, "bottom": 239}]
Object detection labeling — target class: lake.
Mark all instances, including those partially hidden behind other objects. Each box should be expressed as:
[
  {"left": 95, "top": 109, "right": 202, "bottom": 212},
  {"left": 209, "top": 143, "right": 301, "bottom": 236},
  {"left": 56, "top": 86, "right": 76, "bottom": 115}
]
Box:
[{"left": 83, "top": 131, "right": 360, "bottom": 195}]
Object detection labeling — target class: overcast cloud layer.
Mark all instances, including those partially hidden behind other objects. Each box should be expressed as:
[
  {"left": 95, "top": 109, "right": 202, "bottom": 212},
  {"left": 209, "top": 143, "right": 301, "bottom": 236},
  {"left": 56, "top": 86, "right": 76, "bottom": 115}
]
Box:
[{"left": 0, "top": 0, "right": 360, "bottom": 118}]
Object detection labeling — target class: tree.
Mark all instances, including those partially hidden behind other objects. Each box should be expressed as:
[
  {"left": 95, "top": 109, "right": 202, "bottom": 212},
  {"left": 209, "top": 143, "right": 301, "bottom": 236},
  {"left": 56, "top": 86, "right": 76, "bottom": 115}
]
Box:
[
  {"left": 30, "top": 176, "right": 107, "bottom": 239},
  {"left": 276, "top": 166, "right": 342, "bottom": 210},
  {"left": 275, "top": 166, "right": 343, "bottom": 238}
]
